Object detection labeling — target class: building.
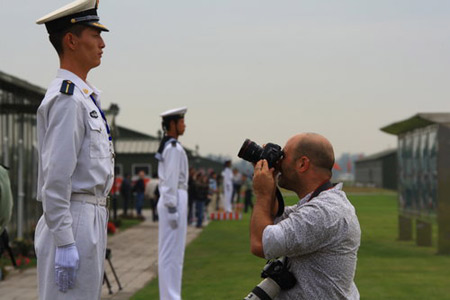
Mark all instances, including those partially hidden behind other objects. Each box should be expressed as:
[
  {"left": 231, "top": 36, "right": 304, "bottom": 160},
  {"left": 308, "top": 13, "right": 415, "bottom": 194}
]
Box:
[
  {"left": 114, "top": 125, "right": 224, "bottom": 179},
  {"left": 382, "top": 113, "right": 450, "bottom": 254},
  {"left": 0, "top": 70, "right": 45, "bottom": 239},
  {"left": 354, "top": 149, "right": 397, "bottom": 190}
]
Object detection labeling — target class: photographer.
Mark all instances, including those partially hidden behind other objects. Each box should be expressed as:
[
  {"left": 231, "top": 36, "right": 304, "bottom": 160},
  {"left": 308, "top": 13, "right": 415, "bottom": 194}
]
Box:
[{"left": 250, "top": 133, "right": 361, "bottom": 299}]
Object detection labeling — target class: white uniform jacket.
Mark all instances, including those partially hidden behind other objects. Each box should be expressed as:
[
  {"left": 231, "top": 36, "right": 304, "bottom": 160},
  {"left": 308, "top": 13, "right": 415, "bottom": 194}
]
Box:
[
  {"left": 36, "top": 69, "right": 114, "bottom": 247},
  {"left": 157, "top": 140, "right": 188, "bottom": 208},
  {"left": 222, "top": 167, "right": 233, "bottom": 193},
  {"left": 222, "top": 167, "right": 233, "bottom": 212}
]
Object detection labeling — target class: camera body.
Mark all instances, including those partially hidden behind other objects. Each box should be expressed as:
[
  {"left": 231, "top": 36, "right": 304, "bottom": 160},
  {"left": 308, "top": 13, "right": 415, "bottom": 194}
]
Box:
[
  {"left": 261, "top": 257, "right": 296, "bottom": 290},
  {"left": 244, "top": 257, "right": 296, "bottom": 300},
  {"left": 238, "top": 139, "right": 284, "bottom": 169}
]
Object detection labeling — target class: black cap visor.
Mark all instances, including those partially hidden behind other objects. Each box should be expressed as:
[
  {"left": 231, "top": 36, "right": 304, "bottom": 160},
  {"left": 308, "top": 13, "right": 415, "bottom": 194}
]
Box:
[{"left": 84, "top": 21, "right": 109, "bottom": 32}]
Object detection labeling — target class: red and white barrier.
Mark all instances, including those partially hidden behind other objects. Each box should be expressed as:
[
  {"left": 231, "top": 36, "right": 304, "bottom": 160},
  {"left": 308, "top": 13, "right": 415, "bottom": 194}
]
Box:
[{"left": 210, "top": 211, "right": 242, "bottom": 220}]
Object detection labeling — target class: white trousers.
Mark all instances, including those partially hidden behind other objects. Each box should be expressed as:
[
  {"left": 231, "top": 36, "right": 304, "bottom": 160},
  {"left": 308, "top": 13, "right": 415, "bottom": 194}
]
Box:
[
  {"left": 35, "top": 201, "right": 107, "bottom": 300},
  {"left": 223, "top": 183, "right": 233, "bottom": 212},
  {"left": 157, "top": 189, "right": 188, "bottom": 300}
]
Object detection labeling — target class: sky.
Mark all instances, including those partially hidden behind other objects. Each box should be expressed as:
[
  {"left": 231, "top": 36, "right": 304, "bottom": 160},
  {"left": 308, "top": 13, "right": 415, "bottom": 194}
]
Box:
[{"left": 2, "top": 0, "right": 450, "bottom": 160}]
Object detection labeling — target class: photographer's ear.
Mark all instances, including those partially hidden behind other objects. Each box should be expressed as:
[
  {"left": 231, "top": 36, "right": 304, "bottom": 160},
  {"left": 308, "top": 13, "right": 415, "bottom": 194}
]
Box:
[{"left": 296, "top": 156, "right": 310, "bottom": 173}]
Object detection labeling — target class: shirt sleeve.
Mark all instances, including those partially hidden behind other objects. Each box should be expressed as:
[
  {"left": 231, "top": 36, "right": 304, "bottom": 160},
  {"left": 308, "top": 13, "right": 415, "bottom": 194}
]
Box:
[
  {"left": 159, "top": 145, "right": 181, "bottom": 208},
  {"left": 40, "top": 95, "right": 84, "bottom": 247},
  {"left": 263, "top": 202, "right": 340, "bottom": 259}
]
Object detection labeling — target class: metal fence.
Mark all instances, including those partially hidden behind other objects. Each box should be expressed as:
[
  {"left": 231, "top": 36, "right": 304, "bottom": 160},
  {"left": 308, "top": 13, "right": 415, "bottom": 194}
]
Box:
[{"left": 0, "top": 70, "right": 45, "bottom": 240}]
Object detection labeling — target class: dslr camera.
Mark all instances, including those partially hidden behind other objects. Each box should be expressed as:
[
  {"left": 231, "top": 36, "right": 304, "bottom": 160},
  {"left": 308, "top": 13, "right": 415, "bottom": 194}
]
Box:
[
  {"left": 238, "top": 139, "right": 284, "bottom": 169},
  {"left": 238, "top": 139, "right": 286, "bottom": 216},
  {"left": 244, "top": 257, "right": 296, "bottom": 300}
]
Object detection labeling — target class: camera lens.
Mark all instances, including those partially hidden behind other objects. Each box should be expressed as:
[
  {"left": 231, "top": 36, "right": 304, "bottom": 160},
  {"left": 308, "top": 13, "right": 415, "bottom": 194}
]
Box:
[{"left": 238, "top": 139, "right": 263, "bottom": 163}]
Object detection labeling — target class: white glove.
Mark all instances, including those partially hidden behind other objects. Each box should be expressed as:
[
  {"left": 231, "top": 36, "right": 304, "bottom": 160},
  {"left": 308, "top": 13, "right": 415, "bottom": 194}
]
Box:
[
  {"left": 167, "top": 207, "right": 179, "bottom": 229},
  {"left": 55, "top": 243, "right": 79, "bottom": 293}
]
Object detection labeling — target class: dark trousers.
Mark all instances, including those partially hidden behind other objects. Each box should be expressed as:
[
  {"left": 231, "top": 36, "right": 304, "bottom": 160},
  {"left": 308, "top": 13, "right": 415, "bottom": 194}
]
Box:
[
  {"left": 122, "top": 195, "right": 131, "bottom": 215},
  {"left": 244, "top": 190, "right": 253, "bottom": 213},
  {"left": 150, "top": 198, "right": 159, "bottom": 221},
  {"left": 188, "top": 197, "right": 194, "bottom": 224},
  {"left": 232, "top": 184, "right": 242, "bottom": 203},
  {"left": 195, "top": 200, "right": 205, "bottom": 228},
  {"left": 135, "top": 192, "right": 144, "bottom": 216}
]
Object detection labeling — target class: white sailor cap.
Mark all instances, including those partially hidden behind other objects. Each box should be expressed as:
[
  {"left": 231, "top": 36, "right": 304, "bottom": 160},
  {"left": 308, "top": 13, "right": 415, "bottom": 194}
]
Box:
[
  {"left": 160, "top": 107, "right": 188, "bottom": 119},
  {"left": 36, "top": 0, "right": 109, "bottom": 34}
]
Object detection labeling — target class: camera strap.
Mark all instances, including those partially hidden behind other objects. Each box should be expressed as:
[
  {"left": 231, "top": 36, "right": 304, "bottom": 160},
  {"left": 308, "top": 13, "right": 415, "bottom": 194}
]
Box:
[
  {"left": 275, "top": 188, "right": 284, "bottom": 217},
  {"left": 275, "top": 181, "right": 334, "bottom": 216},
  {"left": 308, "top": 181, "right": 334, "bottom": 202}
]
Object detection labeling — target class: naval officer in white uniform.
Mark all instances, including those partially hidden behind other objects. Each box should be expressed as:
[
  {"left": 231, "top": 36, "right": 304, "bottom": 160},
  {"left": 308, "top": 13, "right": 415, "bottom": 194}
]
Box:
[
  {"left": 222, "top": 160, "right": 233, "bottom": 212},
  {"left": 35, "top": 1, "right": 113, "bottom": 299},
  {"left": 155, "top": 107, "right": 189, "bottom": 300}
]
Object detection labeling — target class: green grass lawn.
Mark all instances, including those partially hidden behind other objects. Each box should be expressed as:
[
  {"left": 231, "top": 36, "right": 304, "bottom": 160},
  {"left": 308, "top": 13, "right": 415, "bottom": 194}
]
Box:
[
  {"left": 132, "top": 192, "right": 450, "bottom": 299},
  {"left": 352, "top": 194, "right": 450, "bottom": 299}
]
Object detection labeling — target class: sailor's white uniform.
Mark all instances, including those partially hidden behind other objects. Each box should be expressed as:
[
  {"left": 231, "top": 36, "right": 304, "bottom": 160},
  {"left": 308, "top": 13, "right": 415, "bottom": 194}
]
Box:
[
  {"left": 35, "top": 69, "right": 114, "bottom": 300},
  {"left": 157, "top": 137, "right": 189, "bottom": 300},
  {"left": 222, "top": 166, "right": 233, "bottom": 212}
]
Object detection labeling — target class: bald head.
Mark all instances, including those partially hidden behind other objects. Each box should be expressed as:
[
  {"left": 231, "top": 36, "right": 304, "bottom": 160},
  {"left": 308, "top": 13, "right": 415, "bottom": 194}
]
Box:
[{"left": 291, "top": 133, "right": 335, "bottom": 176}]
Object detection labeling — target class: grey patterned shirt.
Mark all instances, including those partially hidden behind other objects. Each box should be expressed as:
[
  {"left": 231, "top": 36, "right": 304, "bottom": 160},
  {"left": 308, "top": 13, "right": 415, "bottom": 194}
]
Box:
[{"left": 262, "top": 183, "right": 361, "bottom": 299}]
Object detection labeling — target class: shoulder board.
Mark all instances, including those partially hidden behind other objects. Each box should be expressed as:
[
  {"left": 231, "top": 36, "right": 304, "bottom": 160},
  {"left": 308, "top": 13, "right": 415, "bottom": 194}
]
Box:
[
  {"left": 171, "top": 140, "right": 177, "bottom": 147},
  {"left": 60, "top": 80, "right": 75, "bottom": 95}
]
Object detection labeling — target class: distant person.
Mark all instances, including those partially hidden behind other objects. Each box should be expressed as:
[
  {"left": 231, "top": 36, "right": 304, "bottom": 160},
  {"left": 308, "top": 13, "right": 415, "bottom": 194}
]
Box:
[
  {"left": 194, "top": 172, "right": 209, "bottom": 228},
  {"left": 232, "top": 168, "right": 242, "bottom": 204},
  {"left": 145, "top": 173, "right": 159, "bottom": 222},
  {"left": 121, "top": 173, "right": 132, "bottom": 216},
  {"left": 208, "top": 171, "right": 218, "bottom": 212},
  {"left": 242, "top": 174, "right": 253, "bottom": 213},
  {"left": 34, "top": 0, "right": 112, "bottom": 298},
  {"left": 187, "top": 167, "right": 196, "bottom": 225},
  {"left": 133, "top": 170, "right": 146, "bottom": 219},
  {"left": 155, "top": 107, "right": 189, "bottom": 300},
  {"left": 250, "top": 133, "right": 361, "bottom": 299},
  {"left": 221, "top": 160, "right": 233, "bottom": 213}
]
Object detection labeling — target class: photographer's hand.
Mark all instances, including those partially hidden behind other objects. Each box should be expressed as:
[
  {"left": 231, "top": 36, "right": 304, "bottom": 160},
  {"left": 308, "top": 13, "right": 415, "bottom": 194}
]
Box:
[
  {"left": 253, "top": 160, "right": 276, "bottom": 199},
  {"left": 250, "top": 160, "right": 277, "bottom": 258},
  {"left": 253, "top": 160, "right": 278, "bottom": 216}
]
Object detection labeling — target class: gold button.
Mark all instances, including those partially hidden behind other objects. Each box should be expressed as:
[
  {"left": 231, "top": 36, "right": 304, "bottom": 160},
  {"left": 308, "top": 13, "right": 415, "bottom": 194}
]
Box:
[{"left": 83, "top": 89, "right": 89, "bottom": 94}]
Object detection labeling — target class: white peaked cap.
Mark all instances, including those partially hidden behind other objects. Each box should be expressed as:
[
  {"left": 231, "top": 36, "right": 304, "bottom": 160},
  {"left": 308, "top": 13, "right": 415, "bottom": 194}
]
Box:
[
  {"left": 36, "top": 0, "right": 108, "bottom": 34},
  {"left": 37, "top": 0, "right": 97, "bottom": 24},
  {"left": 160, "top": 107, "right": 188, "bottom": 118}
]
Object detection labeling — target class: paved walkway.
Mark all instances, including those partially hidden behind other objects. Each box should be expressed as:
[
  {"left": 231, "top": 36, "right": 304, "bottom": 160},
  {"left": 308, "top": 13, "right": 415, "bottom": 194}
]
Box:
[{"left": 0, "top": 209, "right": 204, "bottom": 300}]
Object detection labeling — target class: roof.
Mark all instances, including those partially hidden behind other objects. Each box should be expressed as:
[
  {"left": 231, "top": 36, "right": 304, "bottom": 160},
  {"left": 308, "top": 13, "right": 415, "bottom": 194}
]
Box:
[
  {"left": 381, "top": 113, "right": 450, "bottom": 135},
  {"left": 0, "top": 70, "right": 46, "bottom": 114},
  {"left": 355, "top": 148, "right": 397, "bottom": 163},
  {"left": 0, "top": 70, "right": 46, "bottom": 96},
  {"left": 114, "top": 125, "right": 194, "bottom": 155},
  {"left": 114, "top": 125, "right": 159, "bottom": 154},
  {"left": 116, "top": 126, "right": 158, "bottom": 140},
  {"left": 115, "top": 140, "right": 160, "bottom": 154}
]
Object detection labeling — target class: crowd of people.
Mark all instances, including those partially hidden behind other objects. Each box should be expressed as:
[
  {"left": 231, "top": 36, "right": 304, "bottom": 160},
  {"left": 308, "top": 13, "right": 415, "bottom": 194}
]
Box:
[{"left": 116, "top": 165, "right": 253, "bottom": 226}]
